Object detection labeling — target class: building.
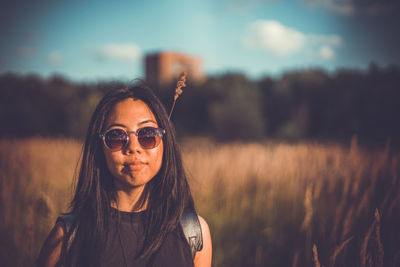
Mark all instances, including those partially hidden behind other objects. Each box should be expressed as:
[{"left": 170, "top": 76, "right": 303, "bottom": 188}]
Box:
[{"left": 145, "top": 51, "right": 205, "bottom": 86}]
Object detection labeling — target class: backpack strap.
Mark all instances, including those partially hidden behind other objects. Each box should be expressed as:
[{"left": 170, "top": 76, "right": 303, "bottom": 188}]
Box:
[
  {"left": 57, "top": 213, "right": 76, "bottom": 234},
  {"left": 56, "top": 213, "right": 77, "bottom": 253},
  {"left": 56, "top": 210, "right": 203, "bottom": 259},
  {"left": 180, "top": 210, "right": 203, "bottom": 259}
]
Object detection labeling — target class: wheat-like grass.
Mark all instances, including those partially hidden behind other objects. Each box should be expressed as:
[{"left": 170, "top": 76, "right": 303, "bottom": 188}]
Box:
[
  {"left": 329, "top": 236, "right": 353, "bottom": 267},
  {"left": 374, "top": 209, "right": 384, "bottom": 267},
  {"left": 313, "top": 244, "right": 322, "bottom": 267},
  {"left": 168, "top": 71, "right": 187, "bottom": 120},
  {"left": 360, "top": 208, "right": 385, "bottom": 267},
  {"left": 0, "top": 138, "right": 399, "bottom": 267}
]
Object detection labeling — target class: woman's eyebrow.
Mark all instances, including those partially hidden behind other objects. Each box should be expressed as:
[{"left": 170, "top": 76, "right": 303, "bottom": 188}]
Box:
[
  {"left": 107, "top": 123, "right": 126, "bottom": 128},
  {"left": 138, "top": 119, "right": 157, "bottom": 126},
  {"left": 107, "top": 120, "right": 156, "bottom": 129}
]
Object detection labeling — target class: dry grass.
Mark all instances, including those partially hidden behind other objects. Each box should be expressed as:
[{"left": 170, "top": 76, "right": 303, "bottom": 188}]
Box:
[
  {"left": 0, "top": 138, "right": 399, "bottom": 266},
  {"left": 0, "top": 138, "right": 80, "bottom": 266},
  {"left": 181, "top": 138, "right": 399, "bottom": 266},
  {"left": 168, "top": 71, "right": 187, "bottom": 120}
]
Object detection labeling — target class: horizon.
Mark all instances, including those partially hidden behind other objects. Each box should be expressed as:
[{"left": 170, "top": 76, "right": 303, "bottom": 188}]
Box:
[{"left": 0, "top": 60, "right": 395, "bottom": 84}]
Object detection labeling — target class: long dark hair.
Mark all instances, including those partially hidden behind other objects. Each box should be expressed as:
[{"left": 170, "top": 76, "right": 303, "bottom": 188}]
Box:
[{"left": 63, "top": 84, "right": 195, "bottom": 267}]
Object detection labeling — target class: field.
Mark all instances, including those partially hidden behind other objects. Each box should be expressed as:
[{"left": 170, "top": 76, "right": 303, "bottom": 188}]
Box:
[{"left": 0, "top": 138, "right": 399, "bottom": 266}]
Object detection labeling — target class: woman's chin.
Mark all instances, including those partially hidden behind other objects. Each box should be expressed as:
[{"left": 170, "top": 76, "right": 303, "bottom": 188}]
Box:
[{"left": 114, "top": 176, "right": 148, "bottom": 190}]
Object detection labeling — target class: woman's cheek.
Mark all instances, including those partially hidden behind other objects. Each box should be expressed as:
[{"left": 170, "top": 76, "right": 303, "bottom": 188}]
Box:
[
  {"left": 104, "top": 153, "right": 122, "bottom": 177},
  {"left": 153, "top": 145, "right": 163, "bottom": 174}
]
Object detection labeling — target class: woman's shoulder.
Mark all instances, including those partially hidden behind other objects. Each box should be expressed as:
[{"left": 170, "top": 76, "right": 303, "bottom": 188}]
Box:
[
  {"left": 36, "top": 221, "right": 65, "bottom": 267},
  {"left": 194, "top": 215, "right": 212, "bottom": 267},
  {"left": 197, "top": 215, "right": 210, "bottom": 236}
]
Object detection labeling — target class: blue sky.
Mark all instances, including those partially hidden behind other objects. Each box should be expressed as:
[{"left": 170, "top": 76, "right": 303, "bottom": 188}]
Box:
[{"left": 1, "top": 0, "right": 399, "bottom": 81}]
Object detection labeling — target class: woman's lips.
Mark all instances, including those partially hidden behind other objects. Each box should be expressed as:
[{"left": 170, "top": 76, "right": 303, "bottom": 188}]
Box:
[{"left": 123, "top": 161, "right": 147, "bottom": 171}]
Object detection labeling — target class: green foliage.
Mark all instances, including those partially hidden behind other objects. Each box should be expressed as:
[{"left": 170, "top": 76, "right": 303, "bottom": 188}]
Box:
[
  {"left": 0, "top": 73, "right": 127, "bottom": 138},
  {"left": 1, "top": 64, "right": 400, "bottom": 146},
  {"left": 205, "top": 73, "right": 265, "bottom": 141},
  {"left": 158, "top": 81, "right": 212, "bottom": 137}
]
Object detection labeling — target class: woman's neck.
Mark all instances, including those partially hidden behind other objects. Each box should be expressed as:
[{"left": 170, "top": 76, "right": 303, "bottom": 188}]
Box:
[{"left": 111, "top": 185, "right": 148, "bottom": 212}]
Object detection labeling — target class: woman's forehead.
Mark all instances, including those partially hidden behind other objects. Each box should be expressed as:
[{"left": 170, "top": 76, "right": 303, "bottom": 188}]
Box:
[{"left": 106, "top": 98, "right": 157, "bottom": 126}]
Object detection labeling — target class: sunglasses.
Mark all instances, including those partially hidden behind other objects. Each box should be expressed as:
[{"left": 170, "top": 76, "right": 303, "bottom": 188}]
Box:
[{"left": 100, "top": 127, "right": 165, "bottom": 151}]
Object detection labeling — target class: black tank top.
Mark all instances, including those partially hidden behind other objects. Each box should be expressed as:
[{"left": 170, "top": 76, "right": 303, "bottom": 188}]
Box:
[{"left": 101, "top": 208, "right": 194, "bottom": 267}]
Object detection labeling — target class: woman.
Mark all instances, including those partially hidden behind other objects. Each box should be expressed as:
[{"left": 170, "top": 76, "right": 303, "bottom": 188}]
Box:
[{"left": 36, "top": 85, "right": 212, "bottom": 267}]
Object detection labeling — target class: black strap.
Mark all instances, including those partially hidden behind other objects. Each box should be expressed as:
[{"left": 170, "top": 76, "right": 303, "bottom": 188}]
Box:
[
  {"left": 56, "top": 210, "right": 203, "bottom": 259},
  {"left": 179, "top": 210, "right": 203, "bottom": 259},
  {"left": 56, "top": 213, "right": 75, "bottom": 234},
  {"left": 56, "top": 213, "right": 77, "bottom": 254}
]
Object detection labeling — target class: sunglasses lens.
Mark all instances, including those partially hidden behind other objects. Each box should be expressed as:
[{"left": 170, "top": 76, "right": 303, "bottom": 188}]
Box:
[
  {"left": 104, "top": 129, "right": 128, "bottom": 151},
  {"left": 138, "top": 127, "right": 162, "bottom": 149}
]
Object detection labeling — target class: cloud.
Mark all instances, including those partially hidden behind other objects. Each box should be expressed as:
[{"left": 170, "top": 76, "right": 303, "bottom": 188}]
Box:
[
  {"left": 243, "top": 20, "right": 342, "bottom": 60},
  {"left": 308, "top": 34, "right": 342, "bottom": 46},
  {"left": 243, "top": 20, "right": 306, "bottom": 56},
  {"left": 95, "top": 43, "right": 141, "bottom": 62},
  {"left": 318, "top": 45, "right": 334, "bottom": 60},
  {"left": 301, "top": 0, "right": 400, "bottom": 16},
  {"left": 48, "top": 51, "right": 62, "bottom": 64}
]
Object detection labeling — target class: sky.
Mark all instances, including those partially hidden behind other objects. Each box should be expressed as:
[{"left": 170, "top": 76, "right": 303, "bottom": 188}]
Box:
[{"left": 1, "top": 0, "right": 400, "bottom": 81}]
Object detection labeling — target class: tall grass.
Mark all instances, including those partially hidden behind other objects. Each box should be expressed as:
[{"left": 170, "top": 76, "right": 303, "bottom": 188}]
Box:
[
  {"left": 0, "top": 138, "right": 399, "bottom": 266},
  {"left": 0, "top": 138, "right": 80, "bottom": 266}
]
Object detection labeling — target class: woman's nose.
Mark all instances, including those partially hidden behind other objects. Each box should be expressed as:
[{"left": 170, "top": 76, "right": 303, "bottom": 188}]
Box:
[{"left": 125, "top": 133, "right": 142, "bottom": 154}]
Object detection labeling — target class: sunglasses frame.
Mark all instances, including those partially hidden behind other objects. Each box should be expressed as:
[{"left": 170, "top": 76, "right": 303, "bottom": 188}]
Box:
[{"left": 99, "top": 127, "right": 165, "bottom": 151}]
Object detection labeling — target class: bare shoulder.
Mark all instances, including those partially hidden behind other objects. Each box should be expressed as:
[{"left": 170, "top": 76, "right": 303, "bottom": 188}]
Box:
[
  {"left": 194, "top": 215, "right": 212, "bottom": 267},
  {"left": 36, "top": 221, "right": 65, "bottom": 267}
]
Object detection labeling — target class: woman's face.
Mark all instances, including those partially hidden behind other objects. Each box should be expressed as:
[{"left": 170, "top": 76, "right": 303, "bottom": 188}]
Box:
[{"left": 102, "top": 98, "right": 164, "bottom": 191}]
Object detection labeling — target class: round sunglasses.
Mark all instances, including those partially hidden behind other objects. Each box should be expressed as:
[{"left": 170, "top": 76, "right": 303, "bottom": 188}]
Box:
[{"left": 100, "top": 127, "right": 165, "bottom": 151}]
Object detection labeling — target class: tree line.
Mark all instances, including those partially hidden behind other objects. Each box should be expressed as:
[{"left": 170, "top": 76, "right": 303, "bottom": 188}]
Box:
[{"left": 1, "top": 63, "right": 399, "bottom": 147}]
